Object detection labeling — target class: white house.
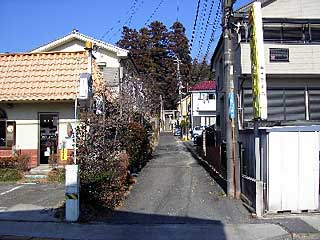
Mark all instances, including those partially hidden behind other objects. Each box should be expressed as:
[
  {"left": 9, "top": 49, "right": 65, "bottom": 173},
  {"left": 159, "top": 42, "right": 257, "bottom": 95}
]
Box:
[
  {"left": 189, "top": 80, "right": 217, "bottom": 129},
  {"left": 211, "top": 0, "right": 320, "bottom": 214},
  {"left": 31, "top": 29, "right": 137, "bottom": 95},
  {"left": 0, "top": 50, "right": 107, "bottom": 167}
]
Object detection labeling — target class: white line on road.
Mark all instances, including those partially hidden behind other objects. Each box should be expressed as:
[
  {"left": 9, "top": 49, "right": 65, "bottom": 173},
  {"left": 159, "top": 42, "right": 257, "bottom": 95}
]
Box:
[{"left": 0, "top": 185, "right": 23, "bottom": 196}]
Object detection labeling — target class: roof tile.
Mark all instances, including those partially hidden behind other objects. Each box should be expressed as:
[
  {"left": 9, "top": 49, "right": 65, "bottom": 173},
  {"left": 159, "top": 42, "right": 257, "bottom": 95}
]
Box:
[
  {"left": 189, "top": 80, "right": 216, "bottom": 91},
  {"left": 0, "top": 51, "right": 106, "bottom": 102}
]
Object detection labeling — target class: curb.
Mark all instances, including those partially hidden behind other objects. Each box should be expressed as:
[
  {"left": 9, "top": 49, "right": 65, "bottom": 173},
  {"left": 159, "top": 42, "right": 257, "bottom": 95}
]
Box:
[
  {"left": 292, "top": 232, "right": 320, "bottom": 240},
  {"left": 266, "top": 234, "right": 293, "bottom": 240}
]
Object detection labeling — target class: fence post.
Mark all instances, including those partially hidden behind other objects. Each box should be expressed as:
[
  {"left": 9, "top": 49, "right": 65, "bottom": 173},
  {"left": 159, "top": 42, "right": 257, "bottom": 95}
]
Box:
[{"left": 65, "top": 164, "right": 79, "bottom": 222}]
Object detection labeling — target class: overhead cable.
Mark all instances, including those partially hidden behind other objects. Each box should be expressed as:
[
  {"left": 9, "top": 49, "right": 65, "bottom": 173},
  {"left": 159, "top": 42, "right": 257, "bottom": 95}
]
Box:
[
  {"left": 189, "top": 0, "right": 202, "bottom": 52},
  {"left": 100, "top": 0, "right": 136, "bottom": 40},
  {"left": 144, "top": 0, "right": 165, "bottom": 26},
  {"left": 196, "top": 0, "right": 215, "bottom": 59},
  {"left": 202, "top": 0, "right": 222, "bottom": 62}
]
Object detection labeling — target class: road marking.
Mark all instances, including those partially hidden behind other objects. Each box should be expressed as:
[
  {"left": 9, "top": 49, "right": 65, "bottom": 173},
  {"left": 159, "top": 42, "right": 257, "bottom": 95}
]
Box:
[{"left": 0, "top": 185, "right": 23, "bottom": 196}]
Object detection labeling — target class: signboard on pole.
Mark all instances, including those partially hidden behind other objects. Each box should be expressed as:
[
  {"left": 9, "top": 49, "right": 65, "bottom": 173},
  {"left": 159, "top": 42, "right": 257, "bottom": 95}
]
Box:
[
  {"left": 78, "top": 73, "right": 92, "bottom": 100},
  {"left": 249, "top": 2, "right": 267, "bottom": 120}
]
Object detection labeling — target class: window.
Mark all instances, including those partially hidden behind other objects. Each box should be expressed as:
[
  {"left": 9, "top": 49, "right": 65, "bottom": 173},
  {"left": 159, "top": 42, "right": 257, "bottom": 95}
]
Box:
[
  {"left": 199, "top": 93, "right": 209, "bottom": 100},
  {"left": 263, "top": 27, "right": 282, "bottom": 42},
  {"left": 242, "top": 88, "right": 307, "bottom": 121},
  {"left": 282, "top": 25, "right": 303, "bottom": 43},
  {"left": 208, "top": 93, "right": 215, "bottom": 100},
  {"left": 0, "top": 108, "right": 15, "bottom": 148},
  {"left": 311, "top": 25, "right": 320, "bottom": 42}
]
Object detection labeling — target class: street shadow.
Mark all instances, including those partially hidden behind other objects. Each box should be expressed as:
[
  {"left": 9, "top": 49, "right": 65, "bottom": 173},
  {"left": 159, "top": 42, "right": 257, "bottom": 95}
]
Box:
[
  {"left": 105, "top": 210, "right": 224, "bottom": 225},
  {"left": 0, "top": 209, "right": 228, "bottom": 240}
]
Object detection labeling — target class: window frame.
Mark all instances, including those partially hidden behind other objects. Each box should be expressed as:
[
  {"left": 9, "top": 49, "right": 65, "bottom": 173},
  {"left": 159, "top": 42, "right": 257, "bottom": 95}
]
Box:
[{"left": 0, "top": 120, "right": 16, "bottom": 149}]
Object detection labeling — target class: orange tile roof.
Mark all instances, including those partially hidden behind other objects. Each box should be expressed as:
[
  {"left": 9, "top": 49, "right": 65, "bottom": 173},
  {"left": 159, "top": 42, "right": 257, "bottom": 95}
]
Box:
[{"left": 0, "top": 51, "right": 106, "bottom": 102}]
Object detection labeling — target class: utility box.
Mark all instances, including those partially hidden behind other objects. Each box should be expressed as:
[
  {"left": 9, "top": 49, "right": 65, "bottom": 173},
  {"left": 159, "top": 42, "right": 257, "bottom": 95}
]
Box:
[
  {"left": 267, "top": 127, "right": 320, "bottom": 212},
  {"left": 65, "top": 164, "right": 79, "bottom": 221}
]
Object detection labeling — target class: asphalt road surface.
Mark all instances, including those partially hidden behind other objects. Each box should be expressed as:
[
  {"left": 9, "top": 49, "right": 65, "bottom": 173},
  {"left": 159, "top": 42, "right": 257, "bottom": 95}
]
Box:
[
  {"left": 0, "top": 183, "right": 64, "bottom": 221},
  {"left": 111, "top": 132, "right": 252, "bottom": 224}
]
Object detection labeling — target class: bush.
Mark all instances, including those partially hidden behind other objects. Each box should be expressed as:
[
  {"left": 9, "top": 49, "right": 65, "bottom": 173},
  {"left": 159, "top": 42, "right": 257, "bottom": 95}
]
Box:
[
  {"left": 16, "top": 154, "right": 31, "bottom": 171},
  {"left": 0, "top": 168, "right": 22, "bottom": 182},
  {"left": 0, "top": 154, "right": 30, "bottom": 171},
  {"left": 0, "top": 157, "right": 17, "bottom": 169},
  {"left": 120, "top": 122, "right": 151, "bottom": 173},
  {"left": 47, "top": 168, "right": 65, "bottom": 183},
  {"left": 80, "top": 150, "right": 129, "bottom": 210},
  {"left": 48, "top": 154, "right": 58, "bottom": 168},
  {"left": 77, "top": 109, "right": 130, "bottom": 212}
]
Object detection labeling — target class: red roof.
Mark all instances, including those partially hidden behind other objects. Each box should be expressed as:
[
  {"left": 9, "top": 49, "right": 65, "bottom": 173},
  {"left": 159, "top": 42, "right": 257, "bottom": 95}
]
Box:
[{"left": 189, "top": 80, "right": 216, "bottom": 91}]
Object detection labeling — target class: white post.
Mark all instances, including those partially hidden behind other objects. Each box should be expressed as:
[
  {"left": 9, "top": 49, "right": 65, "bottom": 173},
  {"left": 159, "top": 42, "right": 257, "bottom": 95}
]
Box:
[
  {"left": 65, "top": 164, "right": 79, "bottom": 222},
  {"left": 255, "top": 122, "right": 264, "bottom": 217}
]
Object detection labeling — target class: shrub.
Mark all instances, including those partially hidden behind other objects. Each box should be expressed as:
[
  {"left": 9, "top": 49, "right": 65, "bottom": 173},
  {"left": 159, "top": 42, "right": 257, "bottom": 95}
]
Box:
[
  {"left": 0, "top": 157, "right": 17, "bottom": 169},
  {"left": 120, "top": 122, "right": 151, "bottom": 173},
  {"left": 78, "top": 109, "right": 130, "bottom": 212},
  {"left": 0, "top": 168, "right": 22, "bottom": 182},
  {"left": 80, "top": 150, "right": 129, "bottom": 210},
  {"left": 48, "top": 154, "right": 58, "bottom": 168},
  {"left": 0, "top": 154, "right": 30, "bottom": 171},
  {"left": 47, "top": 168, "right": 65, "bottom": 183},
  {"left": 16, "top": 154, "right": 31, "bottom": 171}
]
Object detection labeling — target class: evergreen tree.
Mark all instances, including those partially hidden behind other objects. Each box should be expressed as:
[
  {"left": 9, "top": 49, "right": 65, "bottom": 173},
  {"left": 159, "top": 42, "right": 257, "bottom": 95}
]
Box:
[
  {"left": 117, "top": 21, "right": 193, "bottom": 112},
  {"left": 190, "top": 59, "right": 214, "bottom": 86}
]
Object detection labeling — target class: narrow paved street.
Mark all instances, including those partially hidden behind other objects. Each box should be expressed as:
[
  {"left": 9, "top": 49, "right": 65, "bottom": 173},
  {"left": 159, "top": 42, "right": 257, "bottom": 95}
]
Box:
[
  {"left": 0, "top": 133, "right": 313, "bottom": 240},
  {"left": 111, "top": 132, "right": 251, "bottom": 224},
  {"left": 0, "top": 183, "right": 64, "bottom": 221}
]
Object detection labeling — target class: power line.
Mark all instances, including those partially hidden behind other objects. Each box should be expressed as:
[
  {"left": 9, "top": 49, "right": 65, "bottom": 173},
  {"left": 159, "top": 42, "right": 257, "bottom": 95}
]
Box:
[
  {"left": 108, "top": 0, "right": 145, "bottom": 42},
  {"left": 202, "top": 0, "right": 222, "bottom": 62},
  {"left": 189, "top": 0, "right": 201, "bottom": 52},
  {"left": 128, "top": 0, "right": 139, "bottom": 27},
  {"left": 144, "top": 0, "right": 165, "bottom": 26},
  {"left": 196, "top": 0, "right": 215, "bottom": 59},
  {"left": 100, "top": 0, "right": 136, "bottom": 40},
  {"left": 176, "top": 0, "right": 180, "bottom": 21},
  {"left": 192, "top": 0, "right": 210, "bottom": 57}
]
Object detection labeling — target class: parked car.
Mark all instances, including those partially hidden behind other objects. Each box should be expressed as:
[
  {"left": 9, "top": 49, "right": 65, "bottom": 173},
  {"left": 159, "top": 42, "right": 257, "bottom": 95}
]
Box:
[
  {"left": 193, "top": 134, "right": 203, "bottom": 145},
  {"left": 192, "top": 126, "right": 205, "bottom": 138},
  {"left": 173, "top": 125, "right": 181, "bottom": 136}
]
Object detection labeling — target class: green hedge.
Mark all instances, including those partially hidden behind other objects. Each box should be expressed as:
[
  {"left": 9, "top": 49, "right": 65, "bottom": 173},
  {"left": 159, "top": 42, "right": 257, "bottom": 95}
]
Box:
[{"left": 0, "top": 168, "right": 22, "bottom": 182}]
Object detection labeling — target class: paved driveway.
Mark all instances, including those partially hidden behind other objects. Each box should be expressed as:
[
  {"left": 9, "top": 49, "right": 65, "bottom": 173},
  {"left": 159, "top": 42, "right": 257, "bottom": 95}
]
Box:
[
  {"left": 0, "top": 183, "right": 64, "bottom": 221},
  {"left": 110, "top": 132, "right": 251, "bottom": 224}
]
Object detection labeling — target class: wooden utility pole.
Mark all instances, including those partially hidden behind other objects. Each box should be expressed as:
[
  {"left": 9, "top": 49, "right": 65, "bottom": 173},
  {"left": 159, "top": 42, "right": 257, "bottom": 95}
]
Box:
[{"left": 223, "top": 0, "right": 240, "bottom": 199}]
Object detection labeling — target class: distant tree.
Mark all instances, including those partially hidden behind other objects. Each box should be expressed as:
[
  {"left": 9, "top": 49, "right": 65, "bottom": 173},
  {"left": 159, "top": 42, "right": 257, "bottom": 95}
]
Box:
[
  {"left": 189, "top": 59, "right": 214, "bottom": 86},
  {"left": 117, "top": 21, "right": 192, "bottom": 112}
]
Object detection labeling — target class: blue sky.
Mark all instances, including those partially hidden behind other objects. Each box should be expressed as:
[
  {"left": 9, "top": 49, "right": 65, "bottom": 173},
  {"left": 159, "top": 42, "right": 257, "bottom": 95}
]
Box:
[{"left": 0, "top": 0, "right": 251, "bottom": 59}]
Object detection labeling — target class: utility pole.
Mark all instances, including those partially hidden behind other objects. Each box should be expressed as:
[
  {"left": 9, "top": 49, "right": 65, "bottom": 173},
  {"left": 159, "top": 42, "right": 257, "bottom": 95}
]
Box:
[
  {"left": 174, "top": 57, "right": 183, "bottom": 130},
  {"left": 223, "top": 0, "right": 240, "bottom": 199},
  {"left": 160, "top": 95, "right": 164, "bottom": 132}
]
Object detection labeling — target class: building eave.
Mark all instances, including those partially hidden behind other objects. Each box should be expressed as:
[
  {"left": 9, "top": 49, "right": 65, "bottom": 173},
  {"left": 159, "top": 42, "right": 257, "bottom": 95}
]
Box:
[{"left": 30, "top": 31, "right": 129, "bottom": 57}]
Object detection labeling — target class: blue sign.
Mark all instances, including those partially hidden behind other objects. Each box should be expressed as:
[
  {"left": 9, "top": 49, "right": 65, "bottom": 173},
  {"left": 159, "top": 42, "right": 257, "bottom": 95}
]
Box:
[{"left": 229, "top": 92, "right": 235, "bottom": 119}]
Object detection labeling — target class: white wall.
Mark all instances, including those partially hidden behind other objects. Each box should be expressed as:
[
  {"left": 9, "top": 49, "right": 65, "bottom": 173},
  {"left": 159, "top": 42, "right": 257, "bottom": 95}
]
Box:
[
  {"left": 49, "top": 39, "right": 121, "bottom": 68},
  {"left": 240, "top": 43, "right": 320, "bottom": 75},
  {"left": 262, "top": 0, "right": 320, "bottom": 19},
  {"left": 191, "top": 92, "right": 216, "bottom": 117},
  {"left": 0, "top": 102, "right": 75, "bottom": 150}
]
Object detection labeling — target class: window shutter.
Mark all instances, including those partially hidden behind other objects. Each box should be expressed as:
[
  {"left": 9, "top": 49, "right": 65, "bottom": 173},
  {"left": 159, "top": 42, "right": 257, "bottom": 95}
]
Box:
[
  {"left": 309, "top": 89, "right": 320, "bottom": 120},
  {"left": 103, "top": 67, "right": 120, "bottom": 87}
]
